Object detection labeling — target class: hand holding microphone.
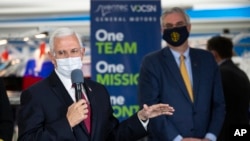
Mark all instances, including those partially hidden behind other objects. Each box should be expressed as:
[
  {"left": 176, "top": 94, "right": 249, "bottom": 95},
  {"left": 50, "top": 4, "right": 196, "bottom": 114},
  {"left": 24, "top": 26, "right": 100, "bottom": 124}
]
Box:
[
  {"left": 66, "top": 69, "right": 89, "bottom": 128},
  {"left": 71, "top": 69, "right": 84, "bottom": 101},
  {"left": 67, "top": 99, "right": 89, "bottom": 127}
]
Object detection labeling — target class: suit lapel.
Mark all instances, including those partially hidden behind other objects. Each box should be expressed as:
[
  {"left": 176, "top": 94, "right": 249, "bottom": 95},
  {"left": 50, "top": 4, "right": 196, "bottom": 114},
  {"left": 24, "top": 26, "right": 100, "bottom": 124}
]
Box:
[
  {"left": 163, "top": 48, "right": 192, "bottom": 102},
  {"left": 48, "top": 71, "right": 73, "bottom": 107},
  {"left": 189, "top": 49, "right": 200, "bottom": 103}
]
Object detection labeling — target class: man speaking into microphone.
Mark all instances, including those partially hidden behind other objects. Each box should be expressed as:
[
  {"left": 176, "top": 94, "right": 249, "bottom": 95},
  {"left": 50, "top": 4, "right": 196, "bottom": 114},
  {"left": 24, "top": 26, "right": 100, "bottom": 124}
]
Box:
[{"left": 17, "top": 27, "right": 175, "bottom": 141}]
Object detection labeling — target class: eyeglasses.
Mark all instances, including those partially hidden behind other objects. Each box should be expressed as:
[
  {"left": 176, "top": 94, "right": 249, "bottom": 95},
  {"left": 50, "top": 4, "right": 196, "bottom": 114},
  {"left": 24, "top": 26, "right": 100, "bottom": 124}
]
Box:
[
  {"left": 163, "top": 22, "right": 187, "bottom": 29},
  {"left": 53, "top": 47, "right": 82, "bottom": 58}
]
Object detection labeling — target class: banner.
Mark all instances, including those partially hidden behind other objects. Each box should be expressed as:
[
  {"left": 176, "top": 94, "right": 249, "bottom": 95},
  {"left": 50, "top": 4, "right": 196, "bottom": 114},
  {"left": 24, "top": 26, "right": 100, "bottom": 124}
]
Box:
[{"left": 91, "top": 0, "right": 161, "bottom": 121}]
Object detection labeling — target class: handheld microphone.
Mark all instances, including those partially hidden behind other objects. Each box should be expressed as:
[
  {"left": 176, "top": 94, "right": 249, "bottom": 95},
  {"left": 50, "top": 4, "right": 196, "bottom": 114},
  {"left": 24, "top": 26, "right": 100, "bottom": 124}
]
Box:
[{"left": 71, "top": 69, "right": 84, "bottom": 101}]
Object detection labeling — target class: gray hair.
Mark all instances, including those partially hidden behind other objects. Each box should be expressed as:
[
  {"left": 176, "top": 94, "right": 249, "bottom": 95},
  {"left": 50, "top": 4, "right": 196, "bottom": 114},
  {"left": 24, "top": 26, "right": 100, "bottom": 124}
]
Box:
[
  {"left": 160, "top": 7, "right": 190, "bottom": 27},
  {"left": 49, "top": 27, "right": 83, "bottom": 52}
]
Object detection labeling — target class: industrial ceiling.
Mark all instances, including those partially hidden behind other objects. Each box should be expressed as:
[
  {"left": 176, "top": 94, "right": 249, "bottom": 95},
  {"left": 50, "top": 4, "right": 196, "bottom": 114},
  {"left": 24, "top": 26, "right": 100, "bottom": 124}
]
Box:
[{"left": 0, "top": 0, "right": 249, "bottom": 39}]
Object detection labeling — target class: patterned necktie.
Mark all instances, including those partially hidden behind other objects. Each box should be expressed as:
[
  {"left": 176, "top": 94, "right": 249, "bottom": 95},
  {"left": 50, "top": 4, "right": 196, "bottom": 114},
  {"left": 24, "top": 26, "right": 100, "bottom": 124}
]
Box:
[
  {"left": 180, "top": 55, "right": 194, "bottom": 102},
  {"left": 82, "top": 91, "right": 91, "bottom": 134}
]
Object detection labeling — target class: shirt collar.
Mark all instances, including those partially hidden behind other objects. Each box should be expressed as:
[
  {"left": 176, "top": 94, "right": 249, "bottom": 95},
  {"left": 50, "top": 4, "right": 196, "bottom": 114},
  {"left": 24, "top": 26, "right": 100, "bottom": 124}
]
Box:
[
  {"left": 55, "top": 69, "right": 72, "bottom": 91},
  {"left": 170, "top": 47, "right": 190, "bottom": 60},
  {"left": 218, "top": 58, "right": 228, "bottom": 66}
]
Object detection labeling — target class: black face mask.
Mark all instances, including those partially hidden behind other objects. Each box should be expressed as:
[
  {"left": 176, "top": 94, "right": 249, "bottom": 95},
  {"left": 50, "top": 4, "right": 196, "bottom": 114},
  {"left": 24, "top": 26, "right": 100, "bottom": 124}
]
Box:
[{"left": 162, "top": 26, "right": 189, "bottom": 47}]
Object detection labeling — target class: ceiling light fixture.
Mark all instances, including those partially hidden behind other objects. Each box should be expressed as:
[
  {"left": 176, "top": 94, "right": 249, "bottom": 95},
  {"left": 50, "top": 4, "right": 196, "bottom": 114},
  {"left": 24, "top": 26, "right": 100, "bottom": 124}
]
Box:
[
  {"left": 35, "top": 32, "right": 48, "bottom": 39},
  {"left": 23, "top": 37, "right": 29, "bottom": 41},
  {"left": 0, "top": 39, "right": 8, "bottom": 45}
]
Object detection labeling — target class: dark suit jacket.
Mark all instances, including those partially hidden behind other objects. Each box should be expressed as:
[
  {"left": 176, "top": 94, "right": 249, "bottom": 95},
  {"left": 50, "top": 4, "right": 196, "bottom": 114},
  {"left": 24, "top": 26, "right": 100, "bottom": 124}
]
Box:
[
  {"left": 17, "top": 71, "right": 147, "bottom": 141},
  {"left": 217, "top": 59, "right": 250, "bottom": 141},
  {"left": 0, "top": 78, "right": 14, "bottom": 141},
  {"left": 138, "top": 47, "right": 225, "bottom": 141}
]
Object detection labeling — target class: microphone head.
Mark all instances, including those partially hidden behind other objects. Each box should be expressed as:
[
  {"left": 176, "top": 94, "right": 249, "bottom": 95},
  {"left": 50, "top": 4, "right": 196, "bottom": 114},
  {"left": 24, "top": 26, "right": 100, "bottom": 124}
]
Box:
[{"left": 71, "top": 69, "right": 84, "bottom": 84}]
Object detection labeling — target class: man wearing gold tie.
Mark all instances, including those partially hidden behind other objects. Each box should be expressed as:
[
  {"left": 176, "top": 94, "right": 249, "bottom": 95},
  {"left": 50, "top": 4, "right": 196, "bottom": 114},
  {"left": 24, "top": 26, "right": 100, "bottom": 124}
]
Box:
[{"left": 138, "top": 7, "right": 225, "bottom": 141}]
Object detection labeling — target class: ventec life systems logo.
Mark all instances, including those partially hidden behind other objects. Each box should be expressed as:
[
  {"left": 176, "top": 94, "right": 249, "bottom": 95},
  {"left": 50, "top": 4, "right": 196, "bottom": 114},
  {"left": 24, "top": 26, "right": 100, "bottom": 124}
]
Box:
[
  {"left": 94, "top": 4, "right": 128, "bottom": 17},
  {"left": 94, "top": 4, "right": 158, "bottom": 23}
]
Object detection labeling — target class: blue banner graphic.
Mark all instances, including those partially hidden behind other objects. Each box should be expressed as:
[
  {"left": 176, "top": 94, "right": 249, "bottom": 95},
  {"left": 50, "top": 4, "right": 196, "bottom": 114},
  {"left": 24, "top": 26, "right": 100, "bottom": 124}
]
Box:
[{"left": 91, "top": 0, "right": 161, "bottom": 121}]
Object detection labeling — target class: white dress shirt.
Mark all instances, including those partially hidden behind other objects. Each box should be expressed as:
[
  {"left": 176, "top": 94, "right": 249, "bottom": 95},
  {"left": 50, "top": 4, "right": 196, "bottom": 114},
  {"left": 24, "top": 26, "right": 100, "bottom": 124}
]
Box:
[{"left": 55, "top": 69, "right": 88, "bottom": 102}]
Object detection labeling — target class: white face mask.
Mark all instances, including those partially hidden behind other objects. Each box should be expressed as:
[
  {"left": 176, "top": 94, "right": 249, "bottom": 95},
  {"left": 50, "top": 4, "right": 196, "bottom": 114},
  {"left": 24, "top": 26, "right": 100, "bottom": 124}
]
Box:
[{"left": 56, "top": 57, "right": 83, "bottom": 78}]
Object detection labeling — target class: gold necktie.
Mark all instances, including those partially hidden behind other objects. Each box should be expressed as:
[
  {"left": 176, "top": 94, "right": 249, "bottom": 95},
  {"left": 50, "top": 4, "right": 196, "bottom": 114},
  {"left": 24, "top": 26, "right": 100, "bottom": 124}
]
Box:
[{"left": 180, "top": 55, "right": 194, "bottom": 102}]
